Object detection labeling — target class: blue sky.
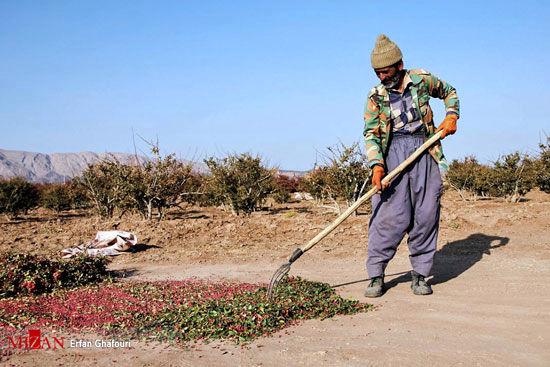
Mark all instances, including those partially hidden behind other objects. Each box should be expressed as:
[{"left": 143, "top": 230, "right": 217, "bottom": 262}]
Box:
[{"left": 1, "top": 1, "right": 548, "bottom": 170}]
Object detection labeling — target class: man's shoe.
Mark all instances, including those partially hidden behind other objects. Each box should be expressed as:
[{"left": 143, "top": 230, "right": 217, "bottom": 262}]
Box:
[
  {"left": 411, "top": 271, "right": 433, "bottom": 295},
  {"left": 364, "top": 275, "right": 384, "bottom": 298}
]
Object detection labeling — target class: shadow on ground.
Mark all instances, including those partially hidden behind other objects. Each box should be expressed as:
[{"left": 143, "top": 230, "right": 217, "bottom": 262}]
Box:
[
  {"left": 112, "top": 268, "right": 140, "bottom": 278},
  {"left": 333, "top": 233, "right": 509, "bottom": 290},
  {"left": 1, "top": 217, "right": 49, "bottom": 224},
  {"left": 132, "top": 243, "right": 162, "bottom": 253},
  {"left": 169, "top": 209, "right": 210, "bottom": 220},
  {"left": 386, "top": 233, "right": 509, "bottom": 289}
]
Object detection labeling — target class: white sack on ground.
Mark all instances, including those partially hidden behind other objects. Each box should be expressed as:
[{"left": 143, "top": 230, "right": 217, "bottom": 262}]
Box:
[
  {"left": 293, "top": 192, "right": 313, "bottom": 201},
  {"left": 61, "top": 231, "right": 138, "bottom": 258}
]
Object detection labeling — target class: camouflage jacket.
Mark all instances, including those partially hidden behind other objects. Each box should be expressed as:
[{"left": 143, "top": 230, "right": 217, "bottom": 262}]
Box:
[{"left": 363, "top": 69, "right": 460, "bottom": 172}]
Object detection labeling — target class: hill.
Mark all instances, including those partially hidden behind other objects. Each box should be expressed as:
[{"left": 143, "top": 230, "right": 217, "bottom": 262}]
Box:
[{"left": 0, "top": 149, "right": 306, "bottom": 182}]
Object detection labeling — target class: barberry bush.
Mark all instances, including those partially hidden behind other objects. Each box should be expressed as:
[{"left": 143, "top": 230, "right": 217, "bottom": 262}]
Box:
[
  {"left": 535, "top": 137, "right": 550, "bottom": 193},
  {"left": 488, "top": 152, "right": 537, "bottom": 202},
  {"left": 204, "top": 153, "right": 276, "bottom": 215},
  {"left": 78, "top": 157, "right": 132, "bottom": 218},
  {"left": 124, "top": 150, "right": 195, "bottom": 221},
  {"left": 446, "top": 156, "right": 492, "bottom": 201},
  {"left": 0, "top": 177, "right": 40, "bottom": 219},
  {"left": 301, "top": 166, "right": 330, "bottom": 202},
  {"left": 75, "top": 142, "right": 202, "bottom": 220},
  {"left": 271, "top": 174, "right": 302, "bottom": 204},
  {"left": 446, "top": 149, "right": 544, "bottom": 202},
  {"left": 40, "top": 183, "right": 73, "bottom": 212},
  {"left": 274, "top": 174, "right": 301, "bottom": 193},
  {"left": 302, "top": 142, "right": 370, "bottom": 214}
]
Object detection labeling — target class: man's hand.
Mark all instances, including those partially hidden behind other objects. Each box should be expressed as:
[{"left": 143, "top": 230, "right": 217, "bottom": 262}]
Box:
[
  {"left": 372, "top": 165, "right": 390, "bottom": 192},
  {"left": 435, "top": 113, "right": 458, "bottom": 139}
]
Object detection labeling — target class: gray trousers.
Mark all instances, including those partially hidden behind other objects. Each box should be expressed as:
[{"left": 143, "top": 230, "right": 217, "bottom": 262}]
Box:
[{"left": 366, "top": 132, "right": 443, "bottom": 278}]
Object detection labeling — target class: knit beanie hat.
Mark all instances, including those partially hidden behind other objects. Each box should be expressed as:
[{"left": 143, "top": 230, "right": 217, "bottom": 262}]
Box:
[{"left": 371, "top": 34, "right": 403, "bottom": 69}]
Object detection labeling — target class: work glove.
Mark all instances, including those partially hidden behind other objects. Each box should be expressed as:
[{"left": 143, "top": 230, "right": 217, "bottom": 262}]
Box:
[
  {"left": 372, "top": 165, "right": 390, "bottom": 192},
  {"left": 435, "top": 113, "right": 458, "bottom": 139}
]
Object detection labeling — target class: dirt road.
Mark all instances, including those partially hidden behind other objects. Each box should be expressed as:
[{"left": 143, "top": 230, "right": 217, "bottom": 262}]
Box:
[
  {"left": 2, "top": 192, "right": 550, "bottom": 366},
  {"left": 7, "top": 244, "right": 550, "bottom": 366}
]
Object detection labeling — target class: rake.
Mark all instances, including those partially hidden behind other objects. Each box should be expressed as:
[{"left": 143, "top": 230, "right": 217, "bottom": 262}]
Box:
[{"left": 267, "top": 131, "right": 443, "bottom": 298}]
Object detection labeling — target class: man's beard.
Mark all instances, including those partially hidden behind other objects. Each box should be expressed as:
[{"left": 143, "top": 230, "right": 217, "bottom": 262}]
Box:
[{"left": 382, "top": 70, "right": 404, "bottom": 89}]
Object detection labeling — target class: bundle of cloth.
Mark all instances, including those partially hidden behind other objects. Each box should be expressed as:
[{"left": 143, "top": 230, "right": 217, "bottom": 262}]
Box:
[{"left": 61, "top": 231, "right": 137, "bottom": 258}]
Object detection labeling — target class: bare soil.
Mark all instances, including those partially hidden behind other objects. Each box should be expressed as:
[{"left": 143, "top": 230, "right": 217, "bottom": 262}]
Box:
[{"left": 1, "top": 190, "right": 550, "bottom": 366}]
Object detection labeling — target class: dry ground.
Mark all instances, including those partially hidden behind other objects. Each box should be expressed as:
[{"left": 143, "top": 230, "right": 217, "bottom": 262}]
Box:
[{"left": 1, "top": 190, "right": 549, "bottom": 366}]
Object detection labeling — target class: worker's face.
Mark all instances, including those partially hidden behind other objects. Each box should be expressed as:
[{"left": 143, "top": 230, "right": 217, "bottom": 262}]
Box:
[{"left": 374, "top": 62, "right": 404, "bottom": 89}]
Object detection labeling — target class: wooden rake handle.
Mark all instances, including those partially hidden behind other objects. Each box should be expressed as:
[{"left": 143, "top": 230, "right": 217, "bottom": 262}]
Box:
[{"left": 300, "top": 130, "right": 444, "bottom": 254}]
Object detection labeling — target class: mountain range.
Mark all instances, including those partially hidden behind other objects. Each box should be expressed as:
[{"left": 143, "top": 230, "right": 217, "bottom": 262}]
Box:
[{"left": 0, "top": 149, "right": 305, "bottom": 183}]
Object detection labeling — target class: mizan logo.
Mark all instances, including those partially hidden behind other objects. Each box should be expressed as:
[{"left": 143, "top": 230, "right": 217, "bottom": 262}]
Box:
[{"left": 7, "top": 329, "right": 64, "bottom": 350}]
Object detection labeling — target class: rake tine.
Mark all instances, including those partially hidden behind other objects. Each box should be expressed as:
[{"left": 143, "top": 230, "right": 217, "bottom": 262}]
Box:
[
  {"left": 267, "top": 248, "right": 304, "bottom": 299},
  {"left": 267, "top": 263, "right": 291, "bottom": 299}
]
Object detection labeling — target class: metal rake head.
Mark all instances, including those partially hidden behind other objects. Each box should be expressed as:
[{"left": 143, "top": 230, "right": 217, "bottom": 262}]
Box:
[
  {"left": 267, "top": 248, "right": 304, "bottom": 300},
  {"left": 267, "top": 262, "right": 291, "bottom": 299}
]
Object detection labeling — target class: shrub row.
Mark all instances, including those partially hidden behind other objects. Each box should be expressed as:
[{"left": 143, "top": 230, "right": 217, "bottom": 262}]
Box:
[
  {"left": 446, "top": 137, "right": 550, "bottom": 201},
  {"left": 1, "top": 138, "right": 548, "bottom": 218},
  {"left": 301, "top": 141, "right": 370, "bottom": 214},
  {"left": 0, "top": 151, "right": 303, "bottom": 219}
]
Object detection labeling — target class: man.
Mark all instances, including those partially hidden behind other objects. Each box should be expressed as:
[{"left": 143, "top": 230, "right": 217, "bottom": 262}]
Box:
[{"left": 363, "top": 34, "right": 459, "bottom": 297}]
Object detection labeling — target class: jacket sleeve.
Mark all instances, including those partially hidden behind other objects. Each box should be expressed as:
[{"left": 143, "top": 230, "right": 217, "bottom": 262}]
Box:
[
  {"left": 363, "top": 89, "right": 385, "bottom": 168},
  {"left": 422, "top": 71, "right": 460, "bottom": 118}
]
